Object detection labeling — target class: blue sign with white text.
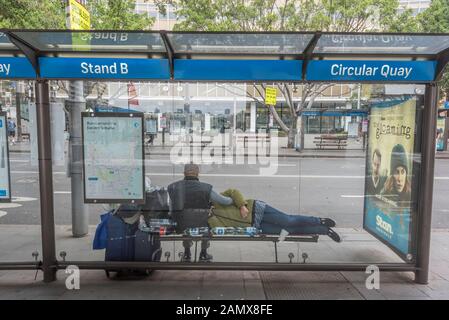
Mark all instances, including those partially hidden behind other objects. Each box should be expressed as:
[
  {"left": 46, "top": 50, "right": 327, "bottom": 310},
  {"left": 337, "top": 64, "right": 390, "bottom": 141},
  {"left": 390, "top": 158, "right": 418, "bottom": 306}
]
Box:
[
  {"left": 174, "top": 59, "right": 302, "bottom": 81},
  {"left": 306, "top": 60, "right": 436, "bottom": 82},
  {"left": 0, "top": 57, "right": 36, "bottom": 79},
  {"left": 39, "top": 57, "right": 170, "bottom": 80}
]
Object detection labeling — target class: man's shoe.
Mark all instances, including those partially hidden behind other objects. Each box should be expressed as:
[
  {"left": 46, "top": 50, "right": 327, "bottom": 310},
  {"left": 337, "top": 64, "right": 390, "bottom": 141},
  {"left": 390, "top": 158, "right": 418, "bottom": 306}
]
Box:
[
  {"left": 199, "top": 251, "right": 213, "bottom": 262},
  {"left": 320, "top": 218, "right": 336, "bottom": 228},
  {"left": 182, "top": 248, "right": 192, "bottom": 262},
  {"left": 327, "top": 228, "right": 341, "bottom": 243},
  {"left": 182, "top": 253, "right": 192, "bottom": 262}
]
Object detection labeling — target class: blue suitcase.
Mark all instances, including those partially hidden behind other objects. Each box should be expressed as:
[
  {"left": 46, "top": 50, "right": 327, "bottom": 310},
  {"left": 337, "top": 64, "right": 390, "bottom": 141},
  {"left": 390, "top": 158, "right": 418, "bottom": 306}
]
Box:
[
  {"left": 134, "top": 230, "right": 162, "bottom": 262},
  {"left": 105, "top": 215, "right": 152, "bottom": 279},
  {"left": 105, "top": 214, "right": 138, "bottom": 262}
]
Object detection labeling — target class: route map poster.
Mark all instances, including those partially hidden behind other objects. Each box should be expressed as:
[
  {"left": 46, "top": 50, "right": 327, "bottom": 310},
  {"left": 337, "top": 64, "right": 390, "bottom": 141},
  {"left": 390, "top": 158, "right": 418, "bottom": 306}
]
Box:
[
  {"left": 82, "top": 112, "right": 145, "bottom": 203},
  {"left": 363, "top": 98, "right": 417, "bottom": 261},
  {"left": 0, "top": 113, "right": 11, "bottom": 202}
]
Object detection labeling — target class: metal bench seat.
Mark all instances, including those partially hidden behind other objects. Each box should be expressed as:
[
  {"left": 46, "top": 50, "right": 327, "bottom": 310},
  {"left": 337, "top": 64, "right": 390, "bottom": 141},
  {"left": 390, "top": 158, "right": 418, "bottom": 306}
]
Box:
[{"left": 158, "top": 233, "right": 319, "bottom": 263}]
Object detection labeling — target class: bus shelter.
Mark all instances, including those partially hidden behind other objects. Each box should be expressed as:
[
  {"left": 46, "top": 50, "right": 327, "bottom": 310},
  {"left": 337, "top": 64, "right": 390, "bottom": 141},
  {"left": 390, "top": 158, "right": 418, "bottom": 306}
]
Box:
[{"left": 1, "top": 30, "right": 449, "bottom": 284}]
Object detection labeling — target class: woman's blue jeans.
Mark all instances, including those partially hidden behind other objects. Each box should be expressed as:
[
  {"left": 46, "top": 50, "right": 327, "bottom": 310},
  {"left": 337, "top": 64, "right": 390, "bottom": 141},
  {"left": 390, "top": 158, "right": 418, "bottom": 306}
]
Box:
[{"left": 260, "top": 205, "right": 329, "bottom": 235}]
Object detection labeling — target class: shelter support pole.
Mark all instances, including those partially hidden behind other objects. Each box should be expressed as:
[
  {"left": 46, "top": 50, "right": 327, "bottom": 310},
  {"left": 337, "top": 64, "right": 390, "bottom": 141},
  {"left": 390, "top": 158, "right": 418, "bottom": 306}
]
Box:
[
  {"left": 69, "top": 81, "right": 88, "bottom": 237},
  {"left": 35, "top": 80, "right": 57, "bottom": 282},
  {"left": 415, "top": 83, "right": 438, "bottom": 284}
]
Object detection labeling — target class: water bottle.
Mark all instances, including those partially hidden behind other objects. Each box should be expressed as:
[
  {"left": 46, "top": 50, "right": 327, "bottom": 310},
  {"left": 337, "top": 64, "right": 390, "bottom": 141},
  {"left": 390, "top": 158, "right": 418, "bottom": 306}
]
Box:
[
  {"left": 153, "top": 226, "right": 174, "bottom": 235},
  {"left": 148, "top": 218, "right": 176, "bottom": 227},
  {"left": 243, "top": 227, "right": 259, "bottom": 236},
  {"left": 184, "top": 227, "right": 209, "bottom": 236},
  {"left": 212, "top": 227, "right": 226, "bottom": 235},
  {"left": 211, "top": 227, "right": 258, "bottom": 235}
]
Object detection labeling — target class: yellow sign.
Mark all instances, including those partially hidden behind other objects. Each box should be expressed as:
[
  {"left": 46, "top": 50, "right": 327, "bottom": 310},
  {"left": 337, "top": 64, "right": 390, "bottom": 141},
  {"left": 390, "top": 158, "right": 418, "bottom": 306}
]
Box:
[
  {"left": 66, "top": 0, "right": 91, "bottom": 51},
  {"left": 67, "top": 0, "right": 91, "bottom": 30},
  {"left": 265, "top": 87, "right": 277, "bottom": 106}
]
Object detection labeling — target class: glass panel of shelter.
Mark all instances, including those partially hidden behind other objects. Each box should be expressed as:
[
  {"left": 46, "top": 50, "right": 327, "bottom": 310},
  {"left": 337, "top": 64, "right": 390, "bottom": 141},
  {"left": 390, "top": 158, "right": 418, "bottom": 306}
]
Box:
[
  {"left": 10, "top": 31, "right": 167, "bottom": 53},
  {"left": 0, "top": 79, "right": 43, "bottom": 262},
  {"left": 41, "top": 80, "right": 424, "bottom": 265},
  {"left": 315, "top": 34, "right": 449, "bottom": 55}
]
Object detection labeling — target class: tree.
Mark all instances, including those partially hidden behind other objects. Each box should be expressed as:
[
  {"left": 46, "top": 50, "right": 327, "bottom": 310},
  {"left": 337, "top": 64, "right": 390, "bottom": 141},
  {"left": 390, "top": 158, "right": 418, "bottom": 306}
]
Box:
[
  {"left": 0, "top": 0, "right": 155, "bottom": 30},
  {"left": 87, "top": 0, "right": 155, "bottom": 30},
  {"left": 0, "top": 0, "right": 66, "bottom": 29},
  {"left": 156, "top": 0, "right": 417, "bottom": 149},
  {"left": 417, "top": 0, "right": 449, "bottom": 100}
]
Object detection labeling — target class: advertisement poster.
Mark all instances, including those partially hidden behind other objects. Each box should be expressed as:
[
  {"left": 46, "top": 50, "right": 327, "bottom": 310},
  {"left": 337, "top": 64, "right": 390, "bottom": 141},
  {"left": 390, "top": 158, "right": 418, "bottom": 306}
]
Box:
[
  {"left": 82, "top": 113, "right": 145, "bottom": 203},
  {"left": 0, "top": 113, "right": 11, "bottom": 202},
  {"left": 363, "top": 99, "right": 417, "bottom": 260}
]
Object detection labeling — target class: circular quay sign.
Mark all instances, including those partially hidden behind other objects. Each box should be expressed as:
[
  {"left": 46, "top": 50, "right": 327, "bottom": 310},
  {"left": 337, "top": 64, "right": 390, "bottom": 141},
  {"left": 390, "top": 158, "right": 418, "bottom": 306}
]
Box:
[{"left": 306, "top": 60, "right": 435, "bottom": 82}]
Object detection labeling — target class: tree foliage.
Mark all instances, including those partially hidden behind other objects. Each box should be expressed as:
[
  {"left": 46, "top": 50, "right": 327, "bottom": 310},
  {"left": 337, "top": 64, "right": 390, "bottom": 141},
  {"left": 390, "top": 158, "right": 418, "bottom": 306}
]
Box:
[
  {"left": 0, "top": 0, "right": 155, "bottom": 30},
  {"left": 417, "top": 0, "right": 449, "bottom": 33},
  {"left": 87, "top": 0, "right": 154, "bottom": 30},
  {"left": 417, "top": 0, "right": 449, "bottom": 99},
  {"left": 0, "top": 0, "right": 66, "bottom": 29},
  {"left": 157, "top": 0, "right": 415, "bottom": 32}
]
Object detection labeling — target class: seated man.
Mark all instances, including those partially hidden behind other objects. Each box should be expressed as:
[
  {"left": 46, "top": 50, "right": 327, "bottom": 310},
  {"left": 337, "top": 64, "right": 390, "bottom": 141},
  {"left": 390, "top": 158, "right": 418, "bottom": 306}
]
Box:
[
  {"left": 168, "top": 163, "right": 236, "bottom": 262},
  {"left": 208, "top": 189, "right": 341, "bottom": 242}
]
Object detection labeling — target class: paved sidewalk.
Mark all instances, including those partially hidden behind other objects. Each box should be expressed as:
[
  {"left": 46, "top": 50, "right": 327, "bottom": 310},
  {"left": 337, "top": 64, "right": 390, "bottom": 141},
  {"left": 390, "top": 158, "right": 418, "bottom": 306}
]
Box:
[
  {"left": 8, "top": 141, "right": 449, "bottom": 159},
  {"left": 0, "top": 225, "right": 448, "bottom": 300}
]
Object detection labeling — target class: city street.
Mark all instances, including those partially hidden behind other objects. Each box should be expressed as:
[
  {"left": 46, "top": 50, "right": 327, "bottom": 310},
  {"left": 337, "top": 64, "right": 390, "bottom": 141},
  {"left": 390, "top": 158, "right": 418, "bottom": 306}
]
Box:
[{"left": 2, "top": 151, "right": 449, "bottom": 229}]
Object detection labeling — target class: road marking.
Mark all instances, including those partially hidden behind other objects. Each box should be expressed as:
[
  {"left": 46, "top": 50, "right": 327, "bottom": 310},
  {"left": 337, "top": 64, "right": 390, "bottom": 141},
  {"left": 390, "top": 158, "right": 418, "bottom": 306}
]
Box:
[
  {"left": 54, "top": 191, "right": 71, "bottom": 194},
  {"left": 10, "top": 160, "right": 29, "bottom": 163},
  {"left": 0, "top": 203, "right": 22, "bottom": 209},
  {"left": 341, "top": 195, "right": 365, "bottom": 198},
  {"left": 12, "top": 197, "right": 38, "bottom": 202},
  {"left": 0, "top": 197, "right": 38, "bottom": 219},
  {"left": 11, "top": 171, "right": 66, "bottom": 175}
]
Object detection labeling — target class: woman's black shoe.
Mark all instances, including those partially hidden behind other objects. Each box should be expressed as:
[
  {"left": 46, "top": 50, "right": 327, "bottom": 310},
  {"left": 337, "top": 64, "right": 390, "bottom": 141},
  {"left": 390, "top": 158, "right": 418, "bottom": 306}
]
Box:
[
  {"left": 327, "top": 228, "right": 341, "bottom": 243},
  {"left": 320, "top": 218, "right": 336, "bottom": 228}
]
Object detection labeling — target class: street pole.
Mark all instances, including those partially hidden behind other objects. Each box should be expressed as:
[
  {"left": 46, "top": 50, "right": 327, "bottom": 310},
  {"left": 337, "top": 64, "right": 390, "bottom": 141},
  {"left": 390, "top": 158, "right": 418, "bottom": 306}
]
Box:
[
  {"left": 444, "top": 114, "right": 449, "bottom": 151},
  {"left": 69, "top": 81, "right": 88, "bottom": 237},
  {"left": 15, "top": 81, "right": 23, "bottom": 142},
  {"left": 357, "top": 84, "right": 361, "bottom": 110},
  {"left": 35, "top": 80, "right": 57, "bottom": 282}
]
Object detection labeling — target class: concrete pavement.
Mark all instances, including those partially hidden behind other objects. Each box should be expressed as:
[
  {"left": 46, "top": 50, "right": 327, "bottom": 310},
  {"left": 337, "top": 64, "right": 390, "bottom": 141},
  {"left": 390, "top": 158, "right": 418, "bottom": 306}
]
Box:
[{"left": 0, "top": 225, "right": 448, "bottom": 299}]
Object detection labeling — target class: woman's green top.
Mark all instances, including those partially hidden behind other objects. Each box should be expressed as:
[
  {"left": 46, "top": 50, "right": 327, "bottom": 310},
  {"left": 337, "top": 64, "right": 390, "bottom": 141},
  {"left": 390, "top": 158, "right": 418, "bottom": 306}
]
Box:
[{"left": 208, "top": 189, "right": 255, "bottom": 228}]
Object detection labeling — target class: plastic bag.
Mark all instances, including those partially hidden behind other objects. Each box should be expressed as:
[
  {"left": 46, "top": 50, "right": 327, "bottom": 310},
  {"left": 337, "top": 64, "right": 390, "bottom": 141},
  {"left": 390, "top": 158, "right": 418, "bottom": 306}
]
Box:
[{"left": 93, "top": 211, "right": 113, "bottom": 250}]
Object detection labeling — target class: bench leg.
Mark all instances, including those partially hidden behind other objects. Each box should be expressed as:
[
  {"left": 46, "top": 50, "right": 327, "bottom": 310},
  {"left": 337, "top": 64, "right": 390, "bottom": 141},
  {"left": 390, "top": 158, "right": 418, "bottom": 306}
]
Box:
[
  {"left": 274, "top": 241, "right": 278, "bottom": 263},
  {"left": 194, "top": 240, "right": 198, "bottom": 263}
]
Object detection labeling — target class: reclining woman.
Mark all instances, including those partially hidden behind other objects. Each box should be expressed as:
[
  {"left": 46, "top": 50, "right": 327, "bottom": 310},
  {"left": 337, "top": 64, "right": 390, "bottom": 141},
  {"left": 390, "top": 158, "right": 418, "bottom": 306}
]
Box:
[{"left": 208, "top": 189, "right": 342, "bottom": 242}]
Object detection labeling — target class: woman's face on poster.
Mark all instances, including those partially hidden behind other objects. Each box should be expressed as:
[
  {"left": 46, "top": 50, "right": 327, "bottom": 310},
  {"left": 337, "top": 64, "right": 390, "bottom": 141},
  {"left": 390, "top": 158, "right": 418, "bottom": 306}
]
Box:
[{"left": 393, "top": 166, "right": 407, "bottom": 193}]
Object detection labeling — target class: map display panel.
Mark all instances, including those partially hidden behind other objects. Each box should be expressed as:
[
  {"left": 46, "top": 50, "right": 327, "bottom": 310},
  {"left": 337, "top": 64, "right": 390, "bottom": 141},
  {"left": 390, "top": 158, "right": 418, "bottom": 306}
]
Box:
[{"left": 82, "top": 113, "right": 144, "bottom": 203}]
